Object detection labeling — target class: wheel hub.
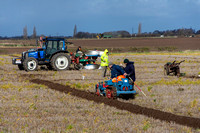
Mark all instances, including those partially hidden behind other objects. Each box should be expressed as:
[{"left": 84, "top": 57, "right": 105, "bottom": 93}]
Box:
[{"left": 27, "top": 60, "right": 36, "bottom": 70}]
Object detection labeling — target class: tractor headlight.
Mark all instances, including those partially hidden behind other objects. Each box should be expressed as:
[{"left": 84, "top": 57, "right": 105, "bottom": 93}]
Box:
[{"left": 124, "top": 80, "right": 128, "bottom": 83}]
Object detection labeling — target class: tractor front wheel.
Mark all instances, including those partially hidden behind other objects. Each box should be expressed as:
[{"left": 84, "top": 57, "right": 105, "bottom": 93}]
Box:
[
  {"left": 51, "top": 53, "right": 70, "bottom": 71},
  {"left": 23, "top": 57, "right": 38, "bottom": 71}
]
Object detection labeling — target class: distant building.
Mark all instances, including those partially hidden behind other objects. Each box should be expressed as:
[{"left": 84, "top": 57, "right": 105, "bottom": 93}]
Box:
[{"left": 97, "top": 34, "right": 112, "bottom": 39}]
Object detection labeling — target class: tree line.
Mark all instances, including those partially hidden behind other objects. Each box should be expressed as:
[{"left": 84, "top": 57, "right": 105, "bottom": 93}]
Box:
[
  {"left": 74, "top": 28, "right": 200, "bottom": 38},
  {"left": 1, "top": 25, "right": 200, "bottom": 39}
]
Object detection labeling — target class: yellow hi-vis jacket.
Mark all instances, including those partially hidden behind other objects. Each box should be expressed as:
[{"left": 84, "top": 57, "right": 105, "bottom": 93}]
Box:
[{"left": 101, "top": 49, "right": 109, "bottom": 66}]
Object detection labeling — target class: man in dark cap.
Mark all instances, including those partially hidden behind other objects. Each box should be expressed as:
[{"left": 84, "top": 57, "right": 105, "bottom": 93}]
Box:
[
  {"left": 123, "top": 59, "right": 136, "bottom": 82},
  {"left": 76, "top": 46, "right": 82, "bottom": 53},
  {"left": 108, "top": 62, "right": 125, "bottom": 79}
]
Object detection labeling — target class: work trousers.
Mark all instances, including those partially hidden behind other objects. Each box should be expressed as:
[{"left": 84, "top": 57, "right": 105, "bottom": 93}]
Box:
[{"left": 101, "top": 66, "right": 107, "bottom": 77}]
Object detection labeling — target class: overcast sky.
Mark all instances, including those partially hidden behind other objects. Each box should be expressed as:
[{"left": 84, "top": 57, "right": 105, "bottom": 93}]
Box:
[{"left": 0, "top": 0, "right": 200, "bottom": 37}]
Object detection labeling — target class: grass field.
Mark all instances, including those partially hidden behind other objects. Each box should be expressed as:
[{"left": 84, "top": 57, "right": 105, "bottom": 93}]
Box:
[{"left": 0, "top": 51, "right": 200, "bottom": 132}]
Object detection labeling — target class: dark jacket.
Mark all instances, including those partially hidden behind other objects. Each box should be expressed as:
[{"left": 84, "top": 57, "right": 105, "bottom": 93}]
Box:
[
  {"left": 76, "top": 48, "right": 81, "bottom": 53},
  {"left": 124, "top": 62, "right": 136, "bottom": 81},
  {"left": 110, "top": 64, "right": 125, "bottom": 78}
]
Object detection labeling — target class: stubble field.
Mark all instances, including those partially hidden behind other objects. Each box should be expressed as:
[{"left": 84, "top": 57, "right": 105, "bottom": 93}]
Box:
[{"left": 0, "top": 49, "right": 200, "bottom": 132}]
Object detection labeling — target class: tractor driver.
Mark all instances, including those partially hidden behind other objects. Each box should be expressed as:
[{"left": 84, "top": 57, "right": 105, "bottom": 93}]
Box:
[
  {"left": 75, "top": 46, "right": 83, "bottom": 57},
  {"left": 76, "top": 46, "right": 82, "bottom": 53},
  {"left": 108, "top": 62, "right": 126, "bottom": 79},
  {"left": 123, "top": 58, "right": 136, "bottom": 84}
]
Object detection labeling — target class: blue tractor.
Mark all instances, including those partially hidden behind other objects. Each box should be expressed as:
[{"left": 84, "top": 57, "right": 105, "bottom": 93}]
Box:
[
  {"left": 95, "top": 75, "right": 137, "bottom": 99},
  {"left": 12, "top": 37, "right": 70, "bottom": 71}
]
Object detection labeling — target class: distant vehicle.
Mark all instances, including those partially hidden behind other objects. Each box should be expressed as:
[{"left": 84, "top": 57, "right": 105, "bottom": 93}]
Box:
[{"left": 96, "top": 34, "right": 112, "bottom": 39}]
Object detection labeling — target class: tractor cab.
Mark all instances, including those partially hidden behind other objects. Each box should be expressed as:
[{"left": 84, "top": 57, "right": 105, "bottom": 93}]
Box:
[{"left": 40, "top": 37, "right": 68, "bottom": 60}]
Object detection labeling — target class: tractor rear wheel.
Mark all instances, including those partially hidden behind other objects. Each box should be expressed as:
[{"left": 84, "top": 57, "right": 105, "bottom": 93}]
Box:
[
  {"left": 106, "top": 86, "right": 117, "bottom": 99},
  {"left": 51, "top": 53, "right": 70, "bottom": 71},
  {"left": 112, "top": 86, "right": 117, "bottom": 99},
  {"left": 18, "top": 64, "right": 24, "bottom": 70},
  {"left": 106, "top": 88, "right": 112, "bottom": 98},
  {"left": 23, "top": 57, "right": 38, "bottom": 71}
]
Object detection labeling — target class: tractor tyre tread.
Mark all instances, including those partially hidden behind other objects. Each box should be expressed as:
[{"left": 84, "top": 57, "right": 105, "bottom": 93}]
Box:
[
  {"left": 23, "top": 57, "right": 38, "bottom": 72},
  {"left": 18, "top": 64, "right": 24, "bottom": 70}
]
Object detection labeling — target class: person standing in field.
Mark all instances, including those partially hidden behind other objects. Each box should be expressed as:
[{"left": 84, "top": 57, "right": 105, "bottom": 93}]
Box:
[
  {"left": 123, "top": 58, "right": 136, "bottom": 83},
  {"left": 101, "top": 49, "right": 109, "bottom": 77}
]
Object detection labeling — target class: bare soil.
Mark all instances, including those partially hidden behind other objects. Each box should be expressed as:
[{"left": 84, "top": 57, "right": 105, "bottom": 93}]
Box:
[
  {"left": 1, "top": 37, "right": 200, "bottom": 55},
  {"left": 69, "top": 38, "right": 200, "bottom": 50},
  {"left": 31, "top": 78, "right": 200, "bottom": 129}
]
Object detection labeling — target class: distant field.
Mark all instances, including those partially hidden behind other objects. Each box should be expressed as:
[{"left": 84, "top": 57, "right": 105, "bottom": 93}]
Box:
[
  {"left": 68, "top": 37, "right": 200, "bottom": 51},
  {"left": 0, "top": 37, "right": 200, "bottom": 55},
  {"left": 0, "top": 51, "right": 200, "bottom": 132}
]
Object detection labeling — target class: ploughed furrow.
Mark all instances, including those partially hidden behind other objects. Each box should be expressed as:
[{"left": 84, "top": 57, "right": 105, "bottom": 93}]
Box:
[{"left": 31, "top": 79, "right": 200, "bottom": 129}]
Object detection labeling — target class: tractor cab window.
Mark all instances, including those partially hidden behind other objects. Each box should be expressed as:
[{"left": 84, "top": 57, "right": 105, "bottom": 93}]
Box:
[
  {"left": 42, "top": 41, "right": 46, "bottom": 48},
  {"left": 46, "top": 40, "right": 63, "bottom": 50},
  {"left": 46, "top": 41, "right": 59, "bottom": 49},
  {"left": 46, "top": 41, "right": 58, "bottom": 58},
  {"left": 47, "top": 41, "right": 53, "bottom": 49},
  {"left": 58, "top": 41, "right": 63, "bottom": 50},
  {"left": 52, "top": 41, "right": 58, "bottom": 49}
]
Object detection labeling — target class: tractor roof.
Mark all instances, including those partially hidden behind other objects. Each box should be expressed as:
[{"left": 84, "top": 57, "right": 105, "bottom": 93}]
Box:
[{"left": 42, "top": 37, "right": 65, "bottom": 41}]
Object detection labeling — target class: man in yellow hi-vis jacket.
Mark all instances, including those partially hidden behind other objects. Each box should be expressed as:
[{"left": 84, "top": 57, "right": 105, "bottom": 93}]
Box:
[{"left": 101, "top": 49, "right": 109, "bottom": 77}]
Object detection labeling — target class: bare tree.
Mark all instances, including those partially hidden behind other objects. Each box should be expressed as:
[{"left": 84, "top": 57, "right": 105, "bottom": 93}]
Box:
[
  {"left": 23, "top": 25, "right": 28, "bottom": 39},
  {"left": 73, "top": 24, "right": 77, "bottom": 38},
  {"left": 32, "top": 26, "right": 37, "bottom": 38}
]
